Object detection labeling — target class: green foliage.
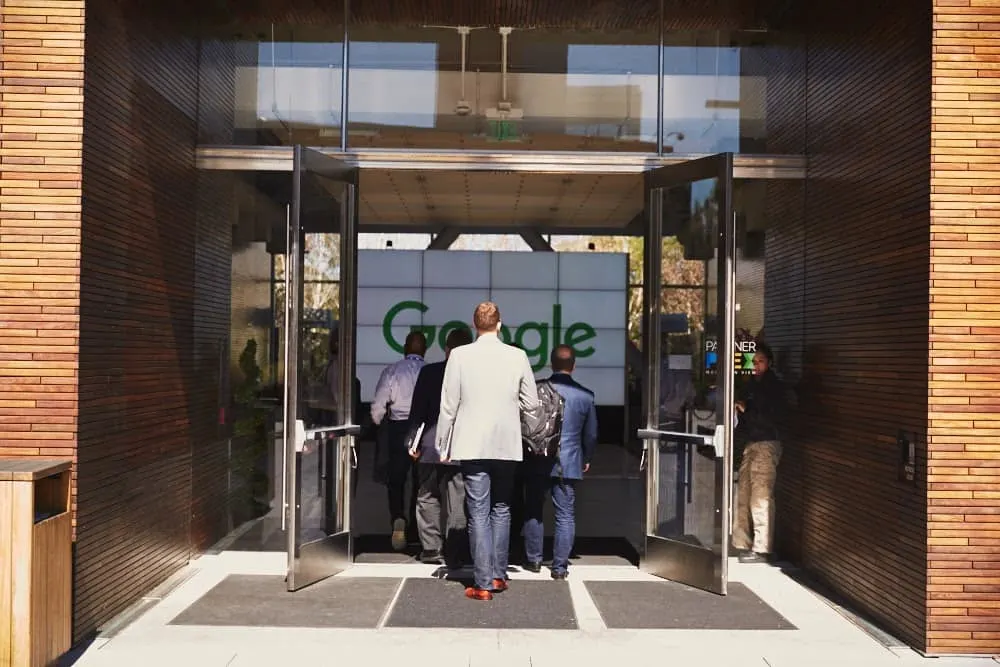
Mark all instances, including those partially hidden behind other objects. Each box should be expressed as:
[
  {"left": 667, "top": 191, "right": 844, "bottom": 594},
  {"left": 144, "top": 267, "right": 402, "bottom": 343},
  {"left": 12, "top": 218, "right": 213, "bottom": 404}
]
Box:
[
  {"left": 586, "top": 235, "right": 707, "bottom": 346},
  {"left": 230, "top": 339, "right": 270, "bottom": 515}
]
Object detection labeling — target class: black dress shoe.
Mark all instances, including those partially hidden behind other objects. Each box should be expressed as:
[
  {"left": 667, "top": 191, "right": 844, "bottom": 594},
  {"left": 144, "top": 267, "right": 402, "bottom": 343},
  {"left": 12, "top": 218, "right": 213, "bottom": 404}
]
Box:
[
  {"left": 523, "top": 561, "right": 542, "bottom": 573},
  {"left": 420, "top": 549, "right": 443, "bottom": 564},
  {"left": 551, "top": 571, "right": 568, "bottom": 580}
]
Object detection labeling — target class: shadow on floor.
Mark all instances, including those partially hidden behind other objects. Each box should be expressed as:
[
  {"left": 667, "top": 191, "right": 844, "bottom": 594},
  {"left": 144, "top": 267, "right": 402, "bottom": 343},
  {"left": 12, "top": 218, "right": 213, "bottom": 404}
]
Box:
[
  {"left": 58, "top": 635, "right": 98, "bottom": 666},
  {"left": 779, "top": 565, "right": 907, "bottom": 648},
  {"left": 352, "top": 534, "right": 639, "bottom": 567}
]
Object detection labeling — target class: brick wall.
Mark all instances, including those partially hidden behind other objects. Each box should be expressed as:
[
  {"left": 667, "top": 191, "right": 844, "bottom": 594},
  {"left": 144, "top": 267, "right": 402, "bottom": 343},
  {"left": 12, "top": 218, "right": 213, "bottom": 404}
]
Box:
[
  {"left": 928, "top": 0, "right": 1000, "bottom": 655},
  {"left": 0, "top": 1, "right": 84, "bottom": 499}
]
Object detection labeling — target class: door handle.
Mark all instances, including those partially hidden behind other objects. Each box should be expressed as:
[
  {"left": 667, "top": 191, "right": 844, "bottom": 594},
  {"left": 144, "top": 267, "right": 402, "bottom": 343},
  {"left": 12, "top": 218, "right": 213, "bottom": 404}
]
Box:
[
  {"left": 301, "top": 423, "right": 362, "bottom": 470},
  {"left": 637, "top": 426, "right": 726, "bottom": 459},
  {"left": 637, "top": 428, "right": 711, "bottom": 446},
  {"left": 301, "top": 423, "right": 362, "bottom": 445},
  {"left": 685, "top": 440, "right": 693, "bottom": 504}
]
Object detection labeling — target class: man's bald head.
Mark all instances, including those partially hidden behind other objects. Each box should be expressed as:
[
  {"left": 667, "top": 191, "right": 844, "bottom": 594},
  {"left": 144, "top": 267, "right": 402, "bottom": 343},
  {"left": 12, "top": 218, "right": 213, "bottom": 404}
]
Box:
[
  {"left": 551, "top": 344, "right": 575, "bottom": 373},
  {"left": 404, "top": 331, "right": 427, "bottom": 357}
]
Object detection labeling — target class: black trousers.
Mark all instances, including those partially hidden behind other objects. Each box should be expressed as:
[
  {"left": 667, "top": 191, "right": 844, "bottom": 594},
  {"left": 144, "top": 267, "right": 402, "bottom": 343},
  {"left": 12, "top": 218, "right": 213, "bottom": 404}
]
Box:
[
  {"left": 508, "top": 462, "right": 526, "bottom": 559},
  {"left": 385, "top": 419, "right": 418, "bottom": 531}
]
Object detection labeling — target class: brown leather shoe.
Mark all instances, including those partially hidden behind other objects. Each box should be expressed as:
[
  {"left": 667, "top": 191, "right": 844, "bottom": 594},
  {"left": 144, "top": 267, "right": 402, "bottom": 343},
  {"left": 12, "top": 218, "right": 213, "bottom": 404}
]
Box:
[
  {"left": 465, "top": 587, "right": 493, "bottom": 601},
  {"left": 491, "top": 578, "right": 509, "bottom": 592}
]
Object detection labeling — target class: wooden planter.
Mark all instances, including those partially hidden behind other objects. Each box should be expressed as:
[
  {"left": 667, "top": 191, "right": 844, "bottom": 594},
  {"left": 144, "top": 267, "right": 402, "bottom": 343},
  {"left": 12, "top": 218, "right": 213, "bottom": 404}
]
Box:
[{"left": 0, "top": 458, "right": 73, "bottom": 667}]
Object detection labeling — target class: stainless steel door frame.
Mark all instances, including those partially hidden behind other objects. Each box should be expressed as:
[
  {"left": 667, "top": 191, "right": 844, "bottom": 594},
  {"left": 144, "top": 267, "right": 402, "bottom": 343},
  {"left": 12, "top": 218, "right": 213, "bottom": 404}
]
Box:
[
  {"left": 284, "top": 144, "right": 361, "bottom": 591},
  {"left": 638, "top": 152, "right": 736, "bottom": 595}
]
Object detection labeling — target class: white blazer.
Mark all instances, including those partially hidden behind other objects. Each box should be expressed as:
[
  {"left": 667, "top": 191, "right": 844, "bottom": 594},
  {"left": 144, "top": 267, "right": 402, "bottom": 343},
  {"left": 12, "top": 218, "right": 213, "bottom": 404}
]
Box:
[{"left": 435, "top": 333, "right": 539, "bottom": 462}]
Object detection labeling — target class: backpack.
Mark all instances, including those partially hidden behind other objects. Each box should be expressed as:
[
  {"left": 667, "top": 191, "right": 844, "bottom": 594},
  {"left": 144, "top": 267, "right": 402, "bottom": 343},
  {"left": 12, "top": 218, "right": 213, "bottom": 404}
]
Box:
[{"left": 521, "top": 380, "right": 565, "bottom": 458}]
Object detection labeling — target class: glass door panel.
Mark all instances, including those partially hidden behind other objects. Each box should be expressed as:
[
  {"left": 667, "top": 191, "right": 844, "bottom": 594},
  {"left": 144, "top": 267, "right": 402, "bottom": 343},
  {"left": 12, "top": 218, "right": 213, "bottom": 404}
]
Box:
[
  {"left": 638, "top": 153, "right": 735, "bottom": 595},
  {"left": 284, "top": 145, "right": 361, "bottom": 591}
]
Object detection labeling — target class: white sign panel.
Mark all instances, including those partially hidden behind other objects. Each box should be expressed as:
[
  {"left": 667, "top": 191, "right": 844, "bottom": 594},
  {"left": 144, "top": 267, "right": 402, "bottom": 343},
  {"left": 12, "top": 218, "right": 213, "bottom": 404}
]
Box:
[{"left": 357, "top": 250, "right": 627, "bottom": 406}]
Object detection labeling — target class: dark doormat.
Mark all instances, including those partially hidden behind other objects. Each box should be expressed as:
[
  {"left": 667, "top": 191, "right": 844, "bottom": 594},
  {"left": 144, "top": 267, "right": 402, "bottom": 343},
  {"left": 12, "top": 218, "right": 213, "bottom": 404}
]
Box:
[
  {"left": 169, "top": 575, "right": 401, "bottom": 628},
  {"left": 385, "top": 578, "right": 577, "bottom": 630},
  {"left": 584, "top": 580, "right": 796, "bottom": 630}
]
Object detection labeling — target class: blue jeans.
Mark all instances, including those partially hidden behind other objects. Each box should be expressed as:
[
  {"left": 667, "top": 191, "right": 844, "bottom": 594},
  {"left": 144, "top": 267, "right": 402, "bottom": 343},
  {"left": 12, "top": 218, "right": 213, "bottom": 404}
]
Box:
[
  {"left": 523, "top": 475, "right": 577, "bottom": 575},
  {"left": 461, "top": 460, "right": 517, "bottom": 590}
]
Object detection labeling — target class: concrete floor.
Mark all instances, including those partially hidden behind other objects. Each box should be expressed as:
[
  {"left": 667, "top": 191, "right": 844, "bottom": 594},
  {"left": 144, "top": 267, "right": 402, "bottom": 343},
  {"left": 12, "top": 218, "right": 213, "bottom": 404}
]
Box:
[{"left": 69, "top": 549, "right": 999, "bottom": 667}]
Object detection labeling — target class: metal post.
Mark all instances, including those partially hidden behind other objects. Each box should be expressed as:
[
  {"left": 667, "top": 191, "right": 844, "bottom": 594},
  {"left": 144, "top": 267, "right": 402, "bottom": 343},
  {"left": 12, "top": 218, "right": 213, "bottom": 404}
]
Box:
[
  {"left": 340, "top": 0, "right": 351, "bottom": 152},
  {"left": 717, "top": 153, "right": 736, "bottom": 590},
  {"left": 656, "top": 0, "right": 665, "bottom": 155},
  {"left": 642, "top": 184, "right": 663, "bottom": 534},
  {"left": 338, "top": 176, "right": 360, "bottom": 538},
  {"left": 284, "top": 151, "right": 303, "bottom": 557}
]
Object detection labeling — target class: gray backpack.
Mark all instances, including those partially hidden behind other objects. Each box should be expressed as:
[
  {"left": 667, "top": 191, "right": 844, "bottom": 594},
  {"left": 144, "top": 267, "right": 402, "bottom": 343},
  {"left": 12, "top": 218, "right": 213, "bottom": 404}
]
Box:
[{"left": 521, "top": 380, "right": 564, "bottom": 458}]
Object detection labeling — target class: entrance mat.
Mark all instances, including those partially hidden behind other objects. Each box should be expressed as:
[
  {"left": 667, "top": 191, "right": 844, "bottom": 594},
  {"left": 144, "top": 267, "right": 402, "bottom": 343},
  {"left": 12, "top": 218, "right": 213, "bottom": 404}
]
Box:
[
  {"left": 386, "top": 578, "right": 577, "bottom": 630},
  {"left": 584, "top": 580, "right": 796, "bottom": 630},
  {"left": 169, "top": 575, "right": 401, "bottom": 628}
]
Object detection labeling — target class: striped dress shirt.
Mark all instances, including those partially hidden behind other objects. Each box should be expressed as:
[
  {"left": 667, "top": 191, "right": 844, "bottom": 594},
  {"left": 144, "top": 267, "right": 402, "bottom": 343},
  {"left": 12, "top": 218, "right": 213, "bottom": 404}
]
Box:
[{"left": 370, "top": 354, "right": 426, "bottom": 424}]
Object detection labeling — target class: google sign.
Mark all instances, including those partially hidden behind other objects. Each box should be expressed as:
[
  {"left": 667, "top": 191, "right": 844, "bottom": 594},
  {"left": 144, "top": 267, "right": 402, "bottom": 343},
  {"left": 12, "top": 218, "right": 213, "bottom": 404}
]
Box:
[
  {"left": 356, "top": 250, "right": 628, "bottom": 406},
  {"left": 383, "top": 301, "right": 597, "bottom": 371}
]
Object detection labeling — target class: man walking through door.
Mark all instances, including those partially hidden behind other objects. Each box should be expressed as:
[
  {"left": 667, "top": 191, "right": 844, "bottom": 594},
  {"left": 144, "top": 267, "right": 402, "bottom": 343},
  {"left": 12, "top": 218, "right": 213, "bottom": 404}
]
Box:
[
  {"left": 371, "top": 331, "right": 427, "bottom": 551},
  {"left": 522, "top": 344, "right": 598, "bottom": 580},
  {"left": 437, "top": 302, "right": 538, "bottom": 600}
]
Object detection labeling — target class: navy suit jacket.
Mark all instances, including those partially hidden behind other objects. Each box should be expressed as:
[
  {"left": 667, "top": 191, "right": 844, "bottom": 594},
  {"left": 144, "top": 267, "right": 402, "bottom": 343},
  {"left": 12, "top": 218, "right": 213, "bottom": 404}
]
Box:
[
  {"left": 407, "top": 360, "right": 453, "bottom": 464},
  {"left": 528, "top": 372, "right": 598, "bottom": 480}
]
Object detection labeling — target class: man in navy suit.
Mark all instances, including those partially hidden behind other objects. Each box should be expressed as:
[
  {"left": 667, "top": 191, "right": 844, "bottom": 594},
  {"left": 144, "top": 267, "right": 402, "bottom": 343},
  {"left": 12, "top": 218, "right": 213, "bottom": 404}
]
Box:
[
  {"left": 522, "top": 344, "right": 598, "bottom": 580},
  {"left": 407, "top": 327, "right": 474, "bottom": 568}
]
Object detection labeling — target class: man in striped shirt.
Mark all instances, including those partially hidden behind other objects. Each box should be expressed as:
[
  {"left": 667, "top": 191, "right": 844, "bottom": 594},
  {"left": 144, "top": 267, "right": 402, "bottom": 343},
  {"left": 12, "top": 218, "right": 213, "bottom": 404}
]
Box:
[{"left": 371, "top": 331, "right": 427, "bottom": 550}]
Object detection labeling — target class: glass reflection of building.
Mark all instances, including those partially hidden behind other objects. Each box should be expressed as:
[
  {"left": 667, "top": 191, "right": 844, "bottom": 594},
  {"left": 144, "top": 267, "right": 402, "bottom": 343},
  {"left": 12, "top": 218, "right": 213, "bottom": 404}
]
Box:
[{"left": 221, "top": 25, "right": 788, "bottom": 155}]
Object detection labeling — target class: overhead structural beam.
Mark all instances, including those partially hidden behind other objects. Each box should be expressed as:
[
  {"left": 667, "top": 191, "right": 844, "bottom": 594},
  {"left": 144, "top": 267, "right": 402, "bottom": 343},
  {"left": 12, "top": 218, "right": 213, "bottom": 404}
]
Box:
[
  {"left": 520, "top": 229, "right": 553, "bottom": 251},
  {"left": 624, "top": 212, "right": 646, "bottom": 236},
  {"left": 364, "top": 223, "right": 639, "bottom": 237},
  {"left": 427, "top": 227, "right": 461, "bottom": 250}
]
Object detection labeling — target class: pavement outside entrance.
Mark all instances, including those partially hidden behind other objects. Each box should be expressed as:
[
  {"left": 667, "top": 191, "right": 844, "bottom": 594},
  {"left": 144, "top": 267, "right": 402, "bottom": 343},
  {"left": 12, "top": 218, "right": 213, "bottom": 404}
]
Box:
[{"left": 69, "top": 550, "right": 998, "bottom": 667}]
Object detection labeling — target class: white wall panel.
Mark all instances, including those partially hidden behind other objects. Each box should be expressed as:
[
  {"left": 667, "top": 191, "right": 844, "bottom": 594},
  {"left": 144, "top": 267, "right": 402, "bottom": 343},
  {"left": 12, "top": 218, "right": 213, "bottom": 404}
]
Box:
[
  {"left": 358, "top": 249, "right": 422, "bottom": 287},
  {"left": 558, "top": 252, "right": 627, "bottom": 290},
  {"left": 357, "top": 287, "right": 423, "bottom": 326},
  {"left": 423, "top": 250, "right": 490, "bottom": 287},
  {"left": 491, "top": 251, "right": 558, "bottom": 289}
]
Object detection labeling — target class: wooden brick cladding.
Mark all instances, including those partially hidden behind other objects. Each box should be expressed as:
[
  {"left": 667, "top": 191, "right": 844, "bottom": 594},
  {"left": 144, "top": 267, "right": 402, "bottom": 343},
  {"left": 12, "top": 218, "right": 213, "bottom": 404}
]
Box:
[
  {"left": 929, "top": 0, "right": 1000, "bottom": 656},
  {"left": 74, "top": 0, "right": 234, "bottom": 639},
  {"left": 191, "top": 40, "right": 240, "bottom": 551},
  {"left": 765, "top": 0, "right": 932, "bottom": 650},
  {"left": 0, "top": 0, "right": 84, "bottom": 497}
]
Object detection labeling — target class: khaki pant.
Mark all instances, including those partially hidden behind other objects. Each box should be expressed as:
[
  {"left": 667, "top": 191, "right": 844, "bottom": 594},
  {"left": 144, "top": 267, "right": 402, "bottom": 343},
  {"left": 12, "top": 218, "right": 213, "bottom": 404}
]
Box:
[{"left": 732, "top": 440, "right": 782, "bottom": 554}]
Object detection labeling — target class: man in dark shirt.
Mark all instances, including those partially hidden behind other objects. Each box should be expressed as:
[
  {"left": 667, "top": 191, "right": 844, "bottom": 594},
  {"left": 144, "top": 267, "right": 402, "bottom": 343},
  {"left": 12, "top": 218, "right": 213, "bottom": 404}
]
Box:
[
  {"left": 407, "top": 327, "right": 474, "bottom": 568},
  {"left": 733, "top": 343, "right": 785, "bottom": 564}
]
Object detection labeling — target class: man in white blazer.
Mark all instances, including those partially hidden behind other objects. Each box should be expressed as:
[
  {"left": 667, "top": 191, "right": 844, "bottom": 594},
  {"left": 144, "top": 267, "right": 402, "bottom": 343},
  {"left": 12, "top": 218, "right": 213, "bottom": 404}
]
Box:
[{"left": 436, "top": 301, "right": 538, "bottom": 600}]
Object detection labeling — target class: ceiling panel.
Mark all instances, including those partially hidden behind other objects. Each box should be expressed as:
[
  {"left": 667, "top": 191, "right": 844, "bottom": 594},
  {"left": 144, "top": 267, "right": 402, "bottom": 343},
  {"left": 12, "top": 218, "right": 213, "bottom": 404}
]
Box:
[
  {"left": 192, "top": 0, "right": 764, "bottom": 33},
  {"left": 358, "top": 169, "right": 643, "bottom": 229}
]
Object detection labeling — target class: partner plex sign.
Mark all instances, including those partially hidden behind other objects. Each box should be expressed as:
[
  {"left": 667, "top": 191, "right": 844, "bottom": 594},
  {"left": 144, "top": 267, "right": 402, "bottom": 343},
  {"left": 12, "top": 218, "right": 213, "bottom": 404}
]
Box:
[{"left": 356, "top": 250, "right": 628, "bottom": 406}]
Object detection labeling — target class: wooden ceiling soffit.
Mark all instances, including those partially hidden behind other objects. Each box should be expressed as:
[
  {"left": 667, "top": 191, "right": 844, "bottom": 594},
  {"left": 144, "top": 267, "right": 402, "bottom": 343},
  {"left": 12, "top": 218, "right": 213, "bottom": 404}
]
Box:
[{"left": 183, "top": 0, "right": 763, "bottom": 33}]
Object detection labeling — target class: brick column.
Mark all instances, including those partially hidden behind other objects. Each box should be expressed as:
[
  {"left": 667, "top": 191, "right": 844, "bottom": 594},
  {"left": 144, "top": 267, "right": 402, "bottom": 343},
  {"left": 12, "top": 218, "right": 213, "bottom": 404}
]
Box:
[
  {"left": 0, "top": 1, "right": 84, "bottom": 500},
  {"left": 929, "top": 0, "right": 1000, "bottom": 656}
]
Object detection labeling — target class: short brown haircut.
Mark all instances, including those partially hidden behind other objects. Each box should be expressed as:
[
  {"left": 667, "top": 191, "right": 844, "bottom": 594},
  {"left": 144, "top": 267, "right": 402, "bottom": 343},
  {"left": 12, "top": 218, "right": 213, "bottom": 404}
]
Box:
[
  {"left": 445, "top": 326, "right": 473, "bottom": 350},
  {"left": 473, "top": 301, "right": 501, "bottom": 332}
]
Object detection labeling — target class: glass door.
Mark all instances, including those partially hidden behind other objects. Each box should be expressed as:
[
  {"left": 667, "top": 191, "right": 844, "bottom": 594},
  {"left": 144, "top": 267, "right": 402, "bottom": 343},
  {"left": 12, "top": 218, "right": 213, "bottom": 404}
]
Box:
[
  {"left": 284, "top": 146, "right": 361, "bottom": 591},
  {"left": 638, "top": 153, "right": 735, "bottom": 595}
]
